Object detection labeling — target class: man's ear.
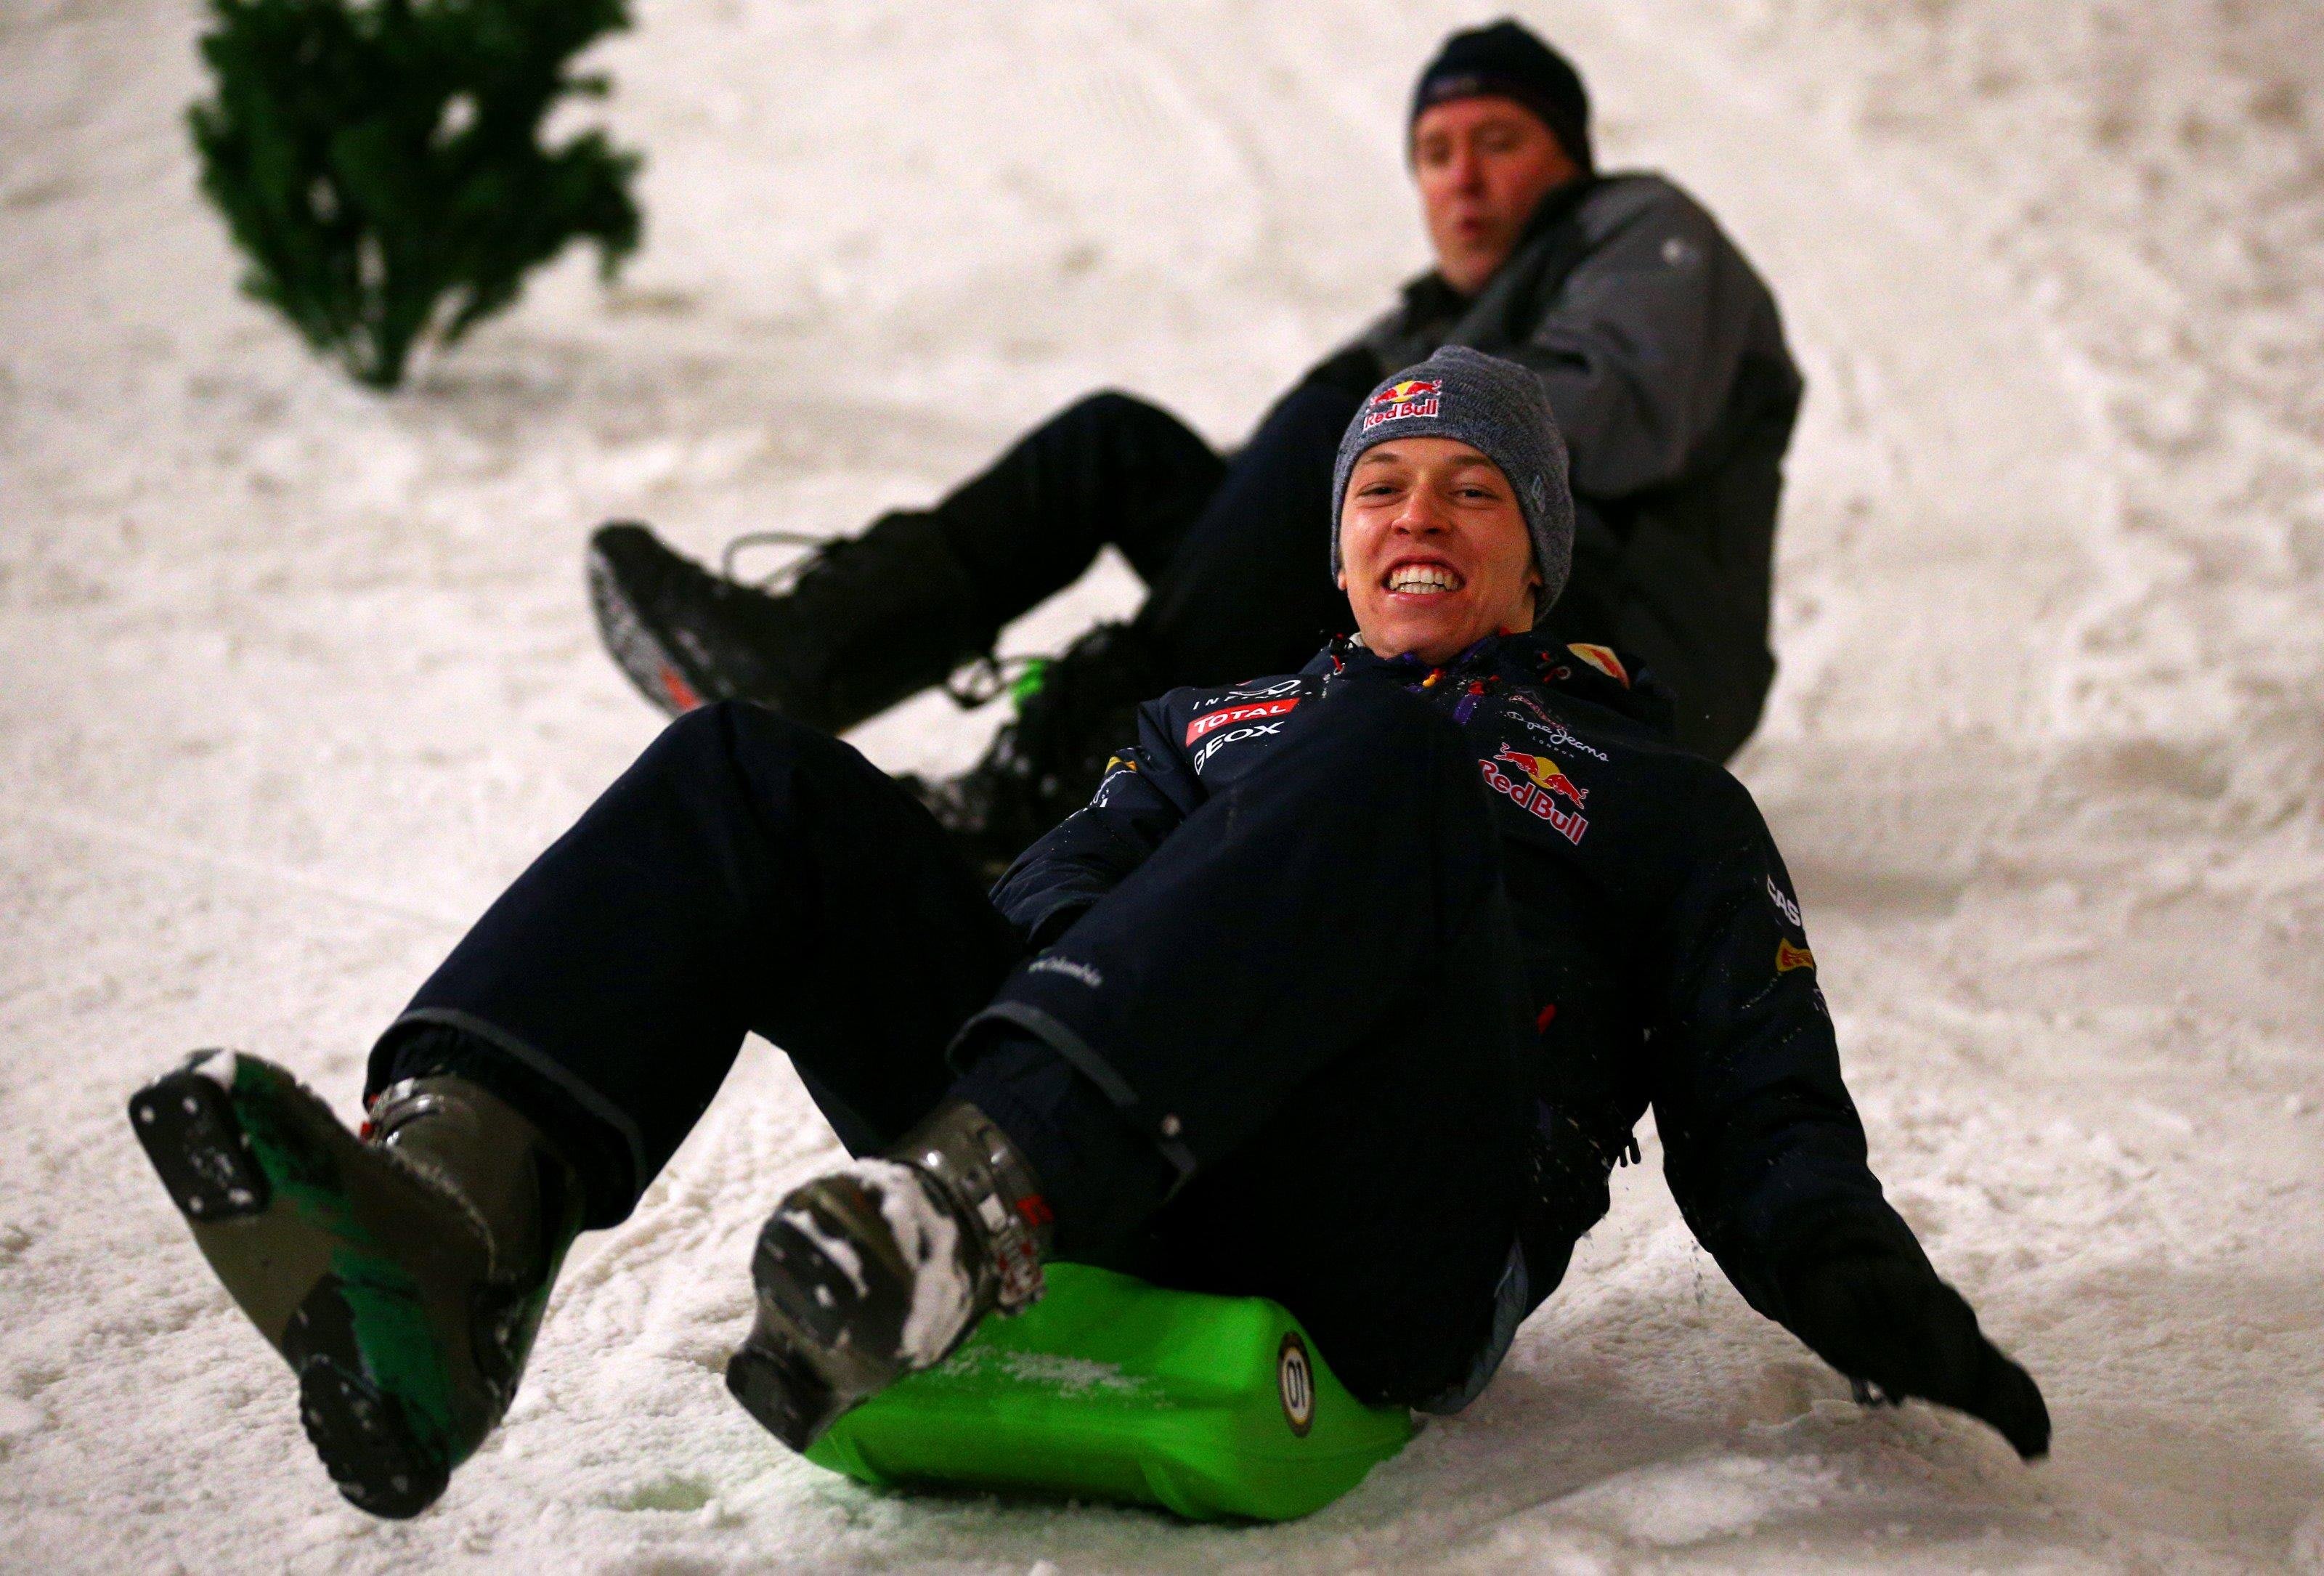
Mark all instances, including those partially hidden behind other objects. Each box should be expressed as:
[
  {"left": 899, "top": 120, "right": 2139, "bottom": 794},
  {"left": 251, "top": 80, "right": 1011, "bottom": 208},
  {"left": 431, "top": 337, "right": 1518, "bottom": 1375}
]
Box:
[{"left": 1335, "top": 566, "right": 1348, "bottom": 592}]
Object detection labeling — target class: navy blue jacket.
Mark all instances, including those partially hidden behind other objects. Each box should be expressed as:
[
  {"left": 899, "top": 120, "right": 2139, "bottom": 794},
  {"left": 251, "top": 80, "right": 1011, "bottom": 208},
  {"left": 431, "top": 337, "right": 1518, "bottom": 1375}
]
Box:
[{"left": 991, "top": 631, "right": 1921, "bottom": 1327}]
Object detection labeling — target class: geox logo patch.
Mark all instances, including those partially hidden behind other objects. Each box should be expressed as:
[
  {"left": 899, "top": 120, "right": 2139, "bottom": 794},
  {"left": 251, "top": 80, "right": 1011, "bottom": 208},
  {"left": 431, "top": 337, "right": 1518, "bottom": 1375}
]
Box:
[
  {"left": 1186, "top": 697, "right": 1299, "bottom": 745},
  {"left": 1362, "top": 378, "right": 1442, "bottom": 430}
]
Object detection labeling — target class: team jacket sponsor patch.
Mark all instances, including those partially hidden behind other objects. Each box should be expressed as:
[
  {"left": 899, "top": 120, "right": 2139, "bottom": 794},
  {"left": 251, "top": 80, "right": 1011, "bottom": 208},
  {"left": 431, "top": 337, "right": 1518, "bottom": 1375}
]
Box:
[
  {"left": 1776, "top": 940, "right": 1816, "bottom": 973},
  {"left": 1766, "top": 875, "right": 1803, "bottom": 929},
  {"left": 1566, "top": 643, "right": 1629, "bottom": 686},
  {"left": 1186, "top": 697, "right": 1299, "bottom": 745},
  {"left": 1506, "top": 693, "right": 1609, "bottom": 760},
  {"left": 1479, "top": 744, "right": 1589, "bottom": 845},
  {"left": 1088, "top": 753, "right": 1140, "bottom": 808}
]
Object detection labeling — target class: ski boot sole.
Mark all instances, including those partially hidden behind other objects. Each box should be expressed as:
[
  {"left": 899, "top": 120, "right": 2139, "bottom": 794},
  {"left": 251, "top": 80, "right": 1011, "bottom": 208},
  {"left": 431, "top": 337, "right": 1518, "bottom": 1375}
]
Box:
[
  {"left": 297, "top": 1346, "right": 450, "bottom": 1518},
  {"left": 588, "top": 524, "right": 715, "bottom": 717},
  {"left": 128, "top": 1057, "right": 459, "bottom": 1519},
  {"left": 724, "top": 1213, "right": 868, "bottom": 1452},
  {"left": 726, "top": 1328, "right": 849, "bottom": 1453}
]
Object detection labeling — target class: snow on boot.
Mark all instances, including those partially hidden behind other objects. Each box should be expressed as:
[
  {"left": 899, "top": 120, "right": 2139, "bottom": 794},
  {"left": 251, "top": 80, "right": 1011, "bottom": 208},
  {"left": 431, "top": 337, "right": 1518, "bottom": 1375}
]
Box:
[
  {"left": 726, "top": 1100, "right": 1053, "bottom": 1451},
  {"left": 587, "top": 515, "right": 989, "bottom": 730},
  {"left": 901, "top": 619, "right": 1162, "bottom": 881},
  {"left": 126, "top": 1052, "right": 582, "bottom": 1519}
]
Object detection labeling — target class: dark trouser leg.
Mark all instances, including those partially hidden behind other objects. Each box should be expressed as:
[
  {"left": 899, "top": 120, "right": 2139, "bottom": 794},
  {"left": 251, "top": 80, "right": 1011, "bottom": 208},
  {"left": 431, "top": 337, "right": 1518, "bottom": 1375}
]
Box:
[
  {"left": 928, "top": 391, "right": 1227, "bottom": 633},
  {"left": 1130, "top": 373, "right": 1370, "bottom": 686},
  {"left": 956, "top": 681, "right": 1532, "bottom": 1403},
  {"left": 369, "top": 702, "right": 1025, "bottom": 1226},
  {"left": 896, "top": 372, "right": 1369, "bottom": 869}
]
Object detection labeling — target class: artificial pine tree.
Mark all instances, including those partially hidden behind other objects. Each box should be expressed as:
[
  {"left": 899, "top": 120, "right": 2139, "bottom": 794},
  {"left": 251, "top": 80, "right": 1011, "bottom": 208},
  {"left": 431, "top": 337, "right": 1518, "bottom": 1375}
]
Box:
[{"left": 189, "top": 0, "right": 643, "bottom": 389}]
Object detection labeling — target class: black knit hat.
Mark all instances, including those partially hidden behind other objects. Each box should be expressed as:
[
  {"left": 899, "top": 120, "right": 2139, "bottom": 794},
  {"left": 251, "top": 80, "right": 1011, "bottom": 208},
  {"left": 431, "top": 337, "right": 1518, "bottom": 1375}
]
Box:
[
  {"left": 1333, "top": 347, "right": 1576, "bottom": 623},
  {"left": 1410, "top": 19, "right": 1593, "bottom": 174}
]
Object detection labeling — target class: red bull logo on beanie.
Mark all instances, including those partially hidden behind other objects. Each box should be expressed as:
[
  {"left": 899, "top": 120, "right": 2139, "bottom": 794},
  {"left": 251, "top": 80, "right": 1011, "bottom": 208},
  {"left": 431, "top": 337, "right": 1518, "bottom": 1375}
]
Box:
[
  {"left": 1480, "top": 744, "right": 1589, "bottom": 844},
  {"left": 1362, "top": 378, "right": 1443, "bottom": 431}
]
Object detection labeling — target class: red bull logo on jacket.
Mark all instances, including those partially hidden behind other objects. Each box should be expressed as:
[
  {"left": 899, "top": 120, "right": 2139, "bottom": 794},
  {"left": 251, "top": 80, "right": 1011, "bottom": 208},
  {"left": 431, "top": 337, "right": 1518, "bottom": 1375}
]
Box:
[
  {"left": 1480, "top": 744, "right": 1590, "bottom": 844},
  {"left": 1362, "top": 378, "right": 1442, "bottom": 431}
]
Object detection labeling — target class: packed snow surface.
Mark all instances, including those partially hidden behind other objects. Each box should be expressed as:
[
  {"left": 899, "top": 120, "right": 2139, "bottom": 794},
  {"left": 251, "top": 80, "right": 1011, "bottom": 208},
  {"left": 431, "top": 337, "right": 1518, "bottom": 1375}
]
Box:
[{"left": 4, "top": 0, "right": 2323, "bottom": 1569}]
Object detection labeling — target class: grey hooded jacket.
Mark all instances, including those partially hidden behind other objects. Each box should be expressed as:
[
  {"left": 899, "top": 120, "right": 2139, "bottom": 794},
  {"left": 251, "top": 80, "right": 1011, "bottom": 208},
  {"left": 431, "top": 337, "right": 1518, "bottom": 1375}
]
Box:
[{"left": 1349, "top": 172, "right": 1802, "bottom": 760}]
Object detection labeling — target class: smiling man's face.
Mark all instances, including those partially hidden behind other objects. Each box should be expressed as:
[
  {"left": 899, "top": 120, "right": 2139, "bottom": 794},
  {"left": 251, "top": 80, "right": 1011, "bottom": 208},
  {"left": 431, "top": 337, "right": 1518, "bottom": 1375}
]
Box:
[{"left": 1337, "top": 436, "right": 1542, "bottom": 665}]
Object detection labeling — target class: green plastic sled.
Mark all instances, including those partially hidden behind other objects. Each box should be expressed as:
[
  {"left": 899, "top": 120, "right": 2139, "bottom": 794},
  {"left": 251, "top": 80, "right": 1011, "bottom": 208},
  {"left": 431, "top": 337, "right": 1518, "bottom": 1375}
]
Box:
[{"left": 803, "top": 1263, "right": 1414, "bottom": 1521}]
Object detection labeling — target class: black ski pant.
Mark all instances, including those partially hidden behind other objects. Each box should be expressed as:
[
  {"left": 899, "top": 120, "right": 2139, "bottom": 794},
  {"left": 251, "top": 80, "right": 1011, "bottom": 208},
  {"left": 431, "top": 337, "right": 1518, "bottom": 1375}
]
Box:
[
  {"left": 370, "top": 686, "right": 1528, "bottom": 1405},
  {"left": 933, "top": 372, "right": 1368, "bottom": 689}
]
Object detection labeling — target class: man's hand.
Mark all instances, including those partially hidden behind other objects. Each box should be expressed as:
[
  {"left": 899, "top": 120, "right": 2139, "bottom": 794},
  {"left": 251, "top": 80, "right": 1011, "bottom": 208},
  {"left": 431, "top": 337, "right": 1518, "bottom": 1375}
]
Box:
[{"left": 1782, "top": 1252, "right": 2051, "bottom": 1460}]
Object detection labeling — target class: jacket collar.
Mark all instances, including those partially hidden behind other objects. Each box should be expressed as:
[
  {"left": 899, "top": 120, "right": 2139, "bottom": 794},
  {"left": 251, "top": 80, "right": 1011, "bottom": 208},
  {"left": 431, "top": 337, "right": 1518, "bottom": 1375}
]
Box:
[
  {"left": 1306, "top": 628, "right": 1673, "bottom": 734},
  {"left": 1397, "top": 173, "right": 1604, "bottom": 317},
  {"left": 1311, "top": 628, "right": 1559, "bottom": 681}
]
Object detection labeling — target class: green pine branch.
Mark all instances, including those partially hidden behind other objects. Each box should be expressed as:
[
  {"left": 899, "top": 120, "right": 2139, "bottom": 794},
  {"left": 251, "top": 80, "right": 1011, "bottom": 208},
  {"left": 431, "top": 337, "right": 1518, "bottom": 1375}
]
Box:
[{"left": 190, "top": 0, "right": 643, "bottom": 390}]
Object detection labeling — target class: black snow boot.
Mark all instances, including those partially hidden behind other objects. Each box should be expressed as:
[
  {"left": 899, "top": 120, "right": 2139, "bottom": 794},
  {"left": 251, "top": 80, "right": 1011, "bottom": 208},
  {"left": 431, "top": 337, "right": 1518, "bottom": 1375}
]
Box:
[
  {"left": 726, "top": 1100, "right": 1053, "bottom": 1451},
  {"left": 587, "top": 515, "right": 990, "bottom": 731},
  {"left": 903, "top": 620, "right": 1164, "bottom": 881},
  {"left": 128, "top": 1052, "right": 584, "bottom": 1519}
]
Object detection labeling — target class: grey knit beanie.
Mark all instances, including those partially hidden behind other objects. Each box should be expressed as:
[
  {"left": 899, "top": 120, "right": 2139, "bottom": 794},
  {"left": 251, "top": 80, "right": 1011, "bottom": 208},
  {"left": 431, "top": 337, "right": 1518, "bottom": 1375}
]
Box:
[{"left": 1330, "top": 346, "right": 1575, "bottom": 624}]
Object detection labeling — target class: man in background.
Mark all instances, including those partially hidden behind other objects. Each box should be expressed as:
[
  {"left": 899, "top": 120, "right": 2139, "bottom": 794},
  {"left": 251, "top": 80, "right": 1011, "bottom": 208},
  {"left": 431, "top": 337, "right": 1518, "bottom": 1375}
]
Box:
[{"left": 588, "top": 19, "right": 1801, "bottom": 870}]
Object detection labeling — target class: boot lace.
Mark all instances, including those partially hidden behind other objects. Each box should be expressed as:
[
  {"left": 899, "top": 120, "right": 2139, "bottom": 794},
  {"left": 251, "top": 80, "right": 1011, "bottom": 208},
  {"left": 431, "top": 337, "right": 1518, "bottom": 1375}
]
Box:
[{"left": 719, "top": 529, "right": 834, "bottom": 592}]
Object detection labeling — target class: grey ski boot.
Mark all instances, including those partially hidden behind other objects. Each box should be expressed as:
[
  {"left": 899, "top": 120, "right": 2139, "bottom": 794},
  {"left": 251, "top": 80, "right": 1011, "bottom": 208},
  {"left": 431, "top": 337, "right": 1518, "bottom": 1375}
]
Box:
[
  {"left": 127, "top": 1052, "right": 584, "bottom": 1518},
  {"left": 725, "top": 1100, "right": 1053, "bottom": 1450}
]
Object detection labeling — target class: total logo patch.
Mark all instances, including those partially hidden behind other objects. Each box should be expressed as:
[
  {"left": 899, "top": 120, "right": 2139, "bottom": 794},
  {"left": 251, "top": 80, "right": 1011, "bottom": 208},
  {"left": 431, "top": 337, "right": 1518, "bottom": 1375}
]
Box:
[
  {"left": 1479, "top": 744, "right": 1589, "bottom": 845},
  {"left": 1185, "top": 696, "right": 1299, "bottom": 746},
  {"left": 1361, "top": 377, "right": 1442, "bottom": 431},
  {"left": 1277, "top": 1331, "right": 1316, "bottom": 1436}
]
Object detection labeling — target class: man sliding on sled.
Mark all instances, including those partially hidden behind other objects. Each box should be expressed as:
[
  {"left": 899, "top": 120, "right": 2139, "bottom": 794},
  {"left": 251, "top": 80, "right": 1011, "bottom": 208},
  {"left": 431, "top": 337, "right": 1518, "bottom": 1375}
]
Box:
[
  {"left": 132, "top": 349, "right": 2044, "bottom": 1521},
  {"left": 589, "top": 20, "right": 1803, "bottom": 871}
]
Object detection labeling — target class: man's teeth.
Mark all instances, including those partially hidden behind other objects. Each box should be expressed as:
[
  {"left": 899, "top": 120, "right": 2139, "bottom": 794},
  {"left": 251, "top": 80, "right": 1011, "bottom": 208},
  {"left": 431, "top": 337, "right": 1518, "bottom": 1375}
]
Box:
[{"left": 1387, "top": 565, "right": 1461, "bottom": 594}]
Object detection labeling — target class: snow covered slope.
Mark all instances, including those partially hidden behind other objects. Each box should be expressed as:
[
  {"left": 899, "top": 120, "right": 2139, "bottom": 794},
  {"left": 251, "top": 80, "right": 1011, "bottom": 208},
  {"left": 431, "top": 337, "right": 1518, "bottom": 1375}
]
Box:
[{"left": 2, "top": 0, "right": 2319, "bottom": 1568}]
